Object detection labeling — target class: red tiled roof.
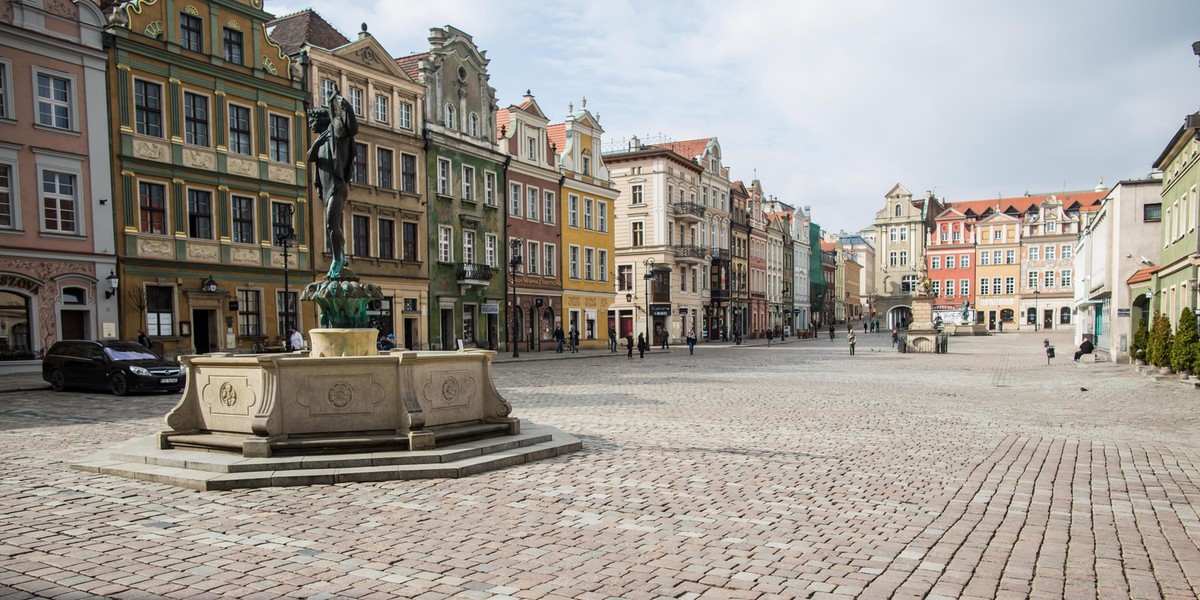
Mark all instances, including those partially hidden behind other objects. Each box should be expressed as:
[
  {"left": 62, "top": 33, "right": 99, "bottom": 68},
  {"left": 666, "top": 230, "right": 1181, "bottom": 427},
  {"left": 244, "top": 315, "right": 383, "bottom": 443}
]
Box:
[
  {"left": 947, "top": 190, "right": 1105, "bottom": 218},
  {"left": 547, "top": 123, "right": 566, "bottom": 154},
  {"left": 1126, "top": 266, "right": 1159, "bottom": 285},
  {"left": 494, "top": 108, "right": 510, "bottom": 138},
  {"left": 266, "top": 9, "right": 350, "bottom": 55},
  {"left": 651, "top": 138, "right": 710, "bottom": 161},
  {"left": 394, "top": 52, "right": 428, "bottom": 80},
  {"left": 820, "top": 240, "right": 835, "bottom": 252}
]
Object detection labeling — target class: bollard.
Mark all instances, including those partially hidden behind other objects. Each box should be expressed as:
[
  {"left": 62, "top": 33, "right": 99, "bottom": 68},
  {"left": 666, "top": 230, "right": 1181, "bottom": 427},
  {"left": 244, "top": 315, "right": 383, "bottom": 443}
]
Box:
[{"left": 1046, "top": 345, "right": 1055, "bottom": 365}]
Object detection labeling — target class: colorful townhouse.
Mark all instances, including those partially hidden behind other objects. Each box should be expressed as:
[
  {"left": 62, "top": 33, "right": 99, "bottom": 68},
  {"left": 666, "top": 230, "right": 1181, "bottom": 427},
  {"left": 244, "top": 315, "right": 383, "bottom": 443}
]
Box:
[
  {"left": 397, "top": 26, "right": 506, "bottom": 351},
  {"left": 548, "top": 99, "right": 618, "bottom": 349},
  {"left": 1019, "top": 194, "right": 1084, "bottom": 331},
  {"left": 792, "top": 205, "right": 812, "bottom": 334},
  {"left": 0, "top": 0, "right": 112, "bottom": 373},
  {"left": 730, "top": 181, "right": 750, "bottom": 336},
  {"left": 269, "top": 12, "right": 429, "bottom": 350},
  {"left": 972, "top": 211, "right": 1021, "bottom": 330},
  {"left": 809, "top": 220, "right": 827, "bottom": 327},
  {"left": 764, "top": 200, "right": 787, "bottom": 332},
  {"left": 1150, "top": 113, "right": 1200, "bottom": 329},
  {"left": 106, "top": 0, "right": 309, "bottom": 356},
  {"left": 926, "top": 205, "right": 976, "bottom": 324},
  {"left": 872, "top": 184, "right": 942, "bottom": 329},
  {"left": 497, "top": 92, "right": 563, "bottom": 351},
  {"left": 747, "top": 180, "right": 768, "bottom": 335}
]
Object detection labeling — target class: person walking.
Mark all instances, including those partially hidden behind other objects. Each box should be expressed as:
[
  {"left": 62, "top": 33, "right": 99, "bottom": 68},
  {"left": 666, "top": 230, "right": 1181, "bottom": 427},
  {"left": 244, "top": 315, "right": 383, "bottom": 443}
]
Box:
[
  {"left": 637, "top": 333, "right": 648, "bottom": 359},
  {"left": 829, "top": 324, "right": 835, "bottom": 340},
  {"left": 608, "top": 326, "right": 618, "bottom": 353},
  {"left": 137, "top": 330, "right": 151, "bottom": 349},
  {"left": 553, "top": 325, "right": 564, "bottom": 353},
  {"left": 848, "top": 330, "right": 857, "bottom": 355},
  {"left": 289, "top": 328, "right": 305, "bottom": 352},
  {"left": 569, "top": 326, "right": 580, "bottom": 353},
  {"left": 626, "top": 332, "right": 634, "bottom": 359},
  {"left": 686, "top": 327, "right": 697, "bottom": 355},
  {"left": 766, "top": 328, "right": 774, "bottom": 346},
  {"left": 891, "top": 328, "right": 899, "bottom": 348},
  {"left": 659, "top": 327, "right": 670, "bottom": 350}
]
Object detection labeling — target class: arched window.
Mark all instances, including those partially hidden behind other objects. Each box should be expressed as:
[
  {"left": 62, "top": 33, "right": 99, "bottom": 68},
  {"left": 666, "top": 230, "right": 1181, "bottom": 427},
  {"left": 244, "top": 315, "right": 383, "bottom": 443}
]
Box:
[
  {"left": 1060, "top": 307, "right": 1071, "bottom": 324},
  {"left": 894, "top": 204, "right": 902, "bottom": 217},
  {"left": 468, "top": 113, "right": 479, "bottom": 137},
  {"left": 0, "top": 290, "right": 33, "bottom": 355},
  {"left": 443, "top": 103, "right": 456, "bottom": 130},
  {"left": 1027, "top": 307, "right": 1036, "bottom": 324},
  {"left": 62, "top": 286, "right": 87, "bottom": 305}
]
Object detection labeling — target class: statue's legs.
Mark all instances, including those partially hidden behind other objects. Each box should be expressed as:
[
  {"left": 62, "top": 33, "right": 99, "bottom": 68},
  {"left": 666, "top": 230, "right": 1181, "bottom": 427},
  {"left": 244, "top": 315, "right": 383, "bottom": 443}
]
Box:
[{"left": 326, "top": 192, "right": 346, "bottom": 279}]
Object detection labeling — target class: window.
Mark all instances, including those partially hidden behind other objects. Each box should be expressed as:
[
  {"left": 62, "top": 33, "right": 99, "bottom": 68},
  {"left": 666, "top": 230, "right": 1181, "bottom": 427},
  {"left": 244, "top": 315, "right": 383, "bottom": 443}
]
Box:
[
  {"left": 527, "top": 137, "right": 537, "bottom": 160},
  {"left": 946, "top": 256, "right": 955, "bottom": 269},
  {"left": 0, "top": 165, "right": 11, "bottom": 229},
  {"left": 993, "top": 229, "right": 1003, "bottom": 240},
  {"left": 582, "top": 154, "right": 591, "bottom": 176},
  {"left": 319, "top": 79, "right": 337, "bottom": 107},
  {"left": 526, "top": 241, "right": 539, "bottom": 275},
  {"left": 146, "top": 285, "right": 173, "bottom": 336},
  {"left": 0, "top": 62, "right": 8, "bottom": 119},
  {"left": 1045, "top": 245, "right": 1056, "bottom": 260},
  {"left": 375, "top": 94, "right": 389, "bottom": 123},
  {"left": 186, "top": 189, "right": 212, "bottom": 239},
  {"left": 992, "top": 277, "right": 1001, "bottom": 295},
  {"left": 401, "top": 153, "right": 417, "bottom": 193},
  {"left": 438, "top": 226, "right": 452, "bottom": 262},
  {"left": 894, "top": 204, "right": 901, "bottom": 217},
  {"left": 352, "top": 143, "right": 368, "bottom": 184},
  {"left": 236, "top": 289, "right": 261, "bottom": 337},
  {"left": 889, "top": 251, "right": 898, "bottom": 267},
  {"left": 138, "top": 181, "right": 166, "bottom": 234},
  {"left": 36, "top": 72, "right": 72, "bottom": 130},
  {"left": 1062, "top": 245, "right": 1072, "bottom": 259},
  {"left": 179, "top": 12, "right": 202, "bottom": 52},
  {"left": 134, "top": 80, "right": 162, "bottom": 137},
  {"left": 348, "top": 87, "right": 363, "bottom": 117},
  {"left": 1028, "top": 271, "right": 1038, "bottom": 288},
  {"left": 482, "top": 231, "right": 496, "bottom": 267},
  {"left": 1029, "top": 246, "right": 1039, "bottom": 261},
  {"left": 1046, "top": 221, "right": 1057, "bottom": 232},
  {"left": 961, "top": 279, "right": 969, "bottom": 297},
  {"left": 228, "top": 104, "right": 251, "bottom": 155},
  {"left": 631, "top": 221, "right": 644, "bottom": 247},
  {"left": 940, "top": 230, "right": 948, "bottom": 242},
  {"left": 222, "top": 27, "right": 243, "bottom": 64},
  {"left": 1005, "top": 277, "right": 1014, "bottom": 295},
  {"left": 376, "top": 148, "right": 393, "bottom": 189},
  {"left": 509, "top": 183, "right": 521, "bottom": 216},
  {"left": 41, "top": 171, "right": 77, "bottom": 234},
  {"left": 269, "top": 114, "right": 290, "bottom": 163},
  {"left": 1044, "top": 271, "right": 1055, "bottom": 288},
  {"left": 899, "top": 251, "right": 907, "bottom": 266},
  {"left": 961, "top": 255, "right": 970, "bottom": 268},
  {"left": 183, "top": 92, "right": 209, "bottom": 146},
  {"left": 271, "top": 202, "right": 293, "bottom": 247},
  {"left": 1060, "top": 306, "right": 1072, "bottom": 325},
  {"left": 1005, "top": 249, "right": 1015, "bottom": 264},
  {"left": 932, "top": 280, "right": 940, "bottom": 297},
  {"left": 631, "top": 184, "right": 643, "bottom": 204},
  {"left": 598, "top": 201, "right": 608, "bottom": 232},
  {"left": 583, "top": 198, "right": 594, "bottom": 230},
  {"left": 1061, "top": 270, "right": 1072, "bottom": 287},
  {"left": 931, "top": 256, "right": 941, "bottom": 270},
  {"left": 231, "top": 195, "right": 254, "bottom": 244},
  {"left": 569, "top": 246, "right": 580, "bottom": 279},
  {"left": 944, "top": 280, "right": 954, "bottom": 297},
  {"left": 444, "top": 103, "right": 456, "bottom": 129},
  {"left": 484, "top": 172, "right": 496, "bottom": 206},
  {"left": 276, "top": 291, "right": 297, "bottom": 337},
  {"left": 953, "top": 229, "right": 961, "bottom": 241},
  {"left": 899, "top": 227, "right": 907, "bottom": 241},
  {"left": 980, "top": 278, "right": 990, "bottom": 295},
  {"left": 352, "top": 215, "right": 370, "bottom": 256},
  {"left": 527, "top": 187, "right": 539, "bottom": 221},
  {"left": 544, "top": 243, "right": 555, "bottom": 276},
  {"left": 568, "top": 194, "right": 579, "bottom": 227},
  {"left": 901, "top": 275, "right": 917, "bottom": 292},
  {"left": 598, "top": 250, "right": 608, "bottom": 281},
  {"left": 468, "top": 113, "right": 479, "bottom": 137},
  {"left": 402, "top": 221, "right": 418, "bottom": 261},
  {"left": 889, "top": 227, "right": 897, "bottom": 242},
  {"left": 544, "top": 191, "right": 555, "bottom": 223},
  {"left": 463, "top": 230, "right": 475, "bottom": 264},
  {"left": 585, "top": 248, "right": 595, "bottom": 280},
  {"left": 618, "top": 265, "right": 633, "bottom": 291},
  {"left": 398, "top": 102, "right": 412, "bottom": 130},
  {"left": 439, "top": 157, "right": 451, "bottom": 194}
]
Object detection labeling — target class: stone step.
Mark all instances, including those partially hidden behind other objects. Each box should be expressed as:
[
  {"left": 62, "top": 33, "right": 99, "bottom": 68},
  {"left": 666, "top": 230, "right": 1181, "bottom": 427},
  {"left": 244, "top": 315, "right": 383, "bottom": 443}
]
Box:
[{"left": 72, "top": 423, "right": 580, "bottom": 491}]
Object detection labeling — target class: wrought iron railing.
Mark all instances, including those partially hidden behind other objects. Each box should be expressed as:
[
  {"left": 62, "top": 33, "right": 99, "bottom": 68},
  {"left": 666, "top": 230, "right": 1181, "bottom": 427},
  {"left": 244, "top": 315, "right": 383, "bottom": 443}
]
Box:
[
  {"left": 673, "top": 244, "right": 708, "bottom": 260},
  {"left": 456, "top": 262, "right": 494, "bottom": 282}
]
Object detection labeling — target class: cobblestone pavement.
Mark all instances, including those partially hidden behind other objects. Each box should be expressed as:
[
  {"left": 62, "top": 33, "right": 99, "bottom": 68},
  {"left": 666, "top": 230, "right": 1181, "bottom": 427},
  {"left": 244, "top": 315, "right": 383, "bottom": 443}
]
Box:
[{"left": 2, "top": 330, "right": 1200, "bottom": 599}]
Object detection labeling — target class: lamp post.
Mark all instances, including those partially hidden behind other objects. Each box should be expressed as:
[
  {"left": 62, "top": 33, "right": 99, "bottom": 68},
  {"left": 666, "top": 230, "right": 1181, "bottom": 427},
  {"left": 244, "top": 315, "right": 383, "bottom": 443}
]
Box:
[
  {"left": 509, "top": 239, "right": 522, "bottom": 358},
  {"left": 1033, "top": 288, "right": 1040, "bottom": 332},
  {"left": 276, "top": 204, "right": 295, "bottom": 338},
  {"left": 643, "top": 257, "right": 655, "bottom": 345}
]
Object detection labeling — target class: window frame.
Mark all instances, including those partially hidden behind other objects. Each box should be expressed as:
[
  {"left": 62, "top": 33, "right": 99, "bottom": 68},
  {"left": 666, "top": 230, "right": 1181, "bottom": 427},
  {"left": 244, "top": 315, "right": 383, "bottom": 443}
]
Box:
[
  {"left": 402, "top": 221, "right": 418, "bottom": 262},
  {"left": 569, "top": 245, "right": 580, "bottom": 279},
  {"left": 133, "top": 78, "right": 163, "bottom": 138},
  {"left": 509, "top": 182, "right": 522, "bottom": 216},
  {"left": 544, "top": 190, "right": 555, "bottom": 223},
  {"left": 268, "top": 113, "right": 290, "bottom": 163},
  {"left": 227, "top": 103, "right": 252, "bottom": 156},
  {"left": 0, "top": 162, "right": 15, "bottom": 230},
  {"left": 179, "top": 12, "right": 203, "bottom": 52},
  {"left": 138, "top": 180, "right": 167, "bottom": 235},
  {"left": 398, "top": 101, "right": 413, "bottom": 130},
  {"left": 271, "top": 201, "right": 294, "bottom": 247},
  {"left": 34, "top": 69, "right": 75, "bottom": 131},
  {"left": 352, "top": 214, "right": 370, "bottom": 257},
  {"left": 631, "top": 184, "right": 643, "bottom": 205},
  {"left": 0, "top": 60, "right": 11, "bottom": 120},
  {"left": 222, "top": 27, "right": 244, "bottom": 64},
  {"left": 376, "top": 147, "right": 393, "bottom": 190},
  {"left": 485, "top": 233, "right": 497, "bottom": 268},
  {"left": 438, "top": 225, "right": 453, "bottom": 263},
  {"left": 186, "top": 187, "right": 213, "bottom": 240},
  {"left": 39, "top": 169, "right": 78, "bottom": 234},
  {"left": 484, "top": 171, "right": 497, "bottom": 206},
  {"left": 436, "top": 158, "right": 451, "bottom": 196},
  {"left": 583, "top": 197, "right": 594, "bottom": 230},
  {"left": 460, "top": 164, "right": 475, "bottom": 201},
  {"left": 568, "top": 194, "right": 579, "bottom": 227},
  {"left": 631, "top": 221, "right": 644, "bottom": 247},
  {"left": 351, "top": 143, "right": 368, "bottom": 184},
  {"left": 236, "top": 288, "right": 262, "bottom": 337},
  {"left": 544, "top": 243, "right": 556, "bottom": 277},
  {"left": 463, "top": 229, "right": 476, "bottom": 264},
  {"left": 526, "top": 240, "right": 539, "bottom": 275},
  {"left": 374, "top": 94, "right": 389, "bottom": 124},
  {"left": 145, "top": 284, "right": 175, "bottom": 337},
  {"left": 183, "top": 90, "right": 210, "bottom": 147},
  {"left": 231, "top": 194, "right": 255, "bottom": 244},
  {"left": 400, "top": 153, "right": 417, "bottom": 193},
  {"left": 598, "top": 201, "right": 608, "bottom": 233}
]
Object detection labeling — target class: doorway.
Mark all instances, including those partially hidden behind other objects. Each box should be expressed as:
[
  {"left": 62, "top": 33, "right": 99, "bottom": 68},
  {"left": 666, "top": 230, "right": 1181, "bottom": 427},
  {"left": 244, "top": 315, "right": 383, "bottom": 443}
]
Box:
[
  {"left": 192, "top": 309, "right": 216, "bottom": 353},
  {"left": 486, "top": 314, "right": 497, "bottom": 350},
  {"left": 988, "top": 310, "right": 996, "bottom": 330},
  {"left": 1043, "top": 309, "right": 1053, "bottom": 331},
  {"left": 60, "top": 310, "right": 89, "bottom": 340},
  {"left": 440, "top": 308, "right": 454, "bottom": 350},
  {"left": 403, "top": 317, "right": 417, "bottom": 350}
]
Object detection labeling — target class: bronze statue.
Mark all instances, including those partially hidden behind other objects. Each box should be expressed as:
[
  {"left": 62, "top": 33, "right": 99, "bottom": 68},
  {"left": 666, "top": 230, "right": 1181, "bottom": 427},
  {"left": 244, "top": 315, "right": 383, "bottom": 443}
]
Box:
[{"left": 307, "top": 86, "right": 358, "bottom": 280}]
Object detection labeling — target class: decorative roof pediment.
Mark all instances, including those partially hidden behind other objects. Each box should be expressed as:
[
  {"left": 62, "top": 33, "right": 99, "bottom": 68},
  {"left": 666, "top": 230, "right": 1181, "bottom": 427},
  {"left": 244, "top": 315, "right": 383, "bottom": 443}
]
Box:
[
  {"left": 885, "top": 183, "right": 912, "bottom": 199},
  {"left": 331, "top": 36, "right": 412, "bottom": 81}
]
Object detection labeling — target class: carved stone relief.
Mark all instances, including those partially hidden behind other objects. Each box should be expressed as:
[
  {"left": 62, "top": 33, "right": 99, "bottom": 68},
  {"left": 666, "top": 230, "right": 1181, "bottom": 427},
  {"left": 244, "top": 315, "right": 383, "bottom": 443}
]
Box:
[
  {"left": 182, "top": 148, "right": 216, "bottom": 170},
  {"left": 267, "top": 164, "right": 294, "bottom": 184},
  {"left": 185, "top": 243, "right": 219, "bottom": 262},
  {"left": 230, "top": 247, "right": 260, "bottom": 265},
  {"left": 421, "top": 370, "right": 477, "bottom": 410},
  {"left": 227, "top": 156, "right": 258, "bottom": 177},
  {"left": 137, "top": 237, "right": 175, "bottom": 258},
  {"left": 133, "top": 139, "right": 169, "bottom": 162}
]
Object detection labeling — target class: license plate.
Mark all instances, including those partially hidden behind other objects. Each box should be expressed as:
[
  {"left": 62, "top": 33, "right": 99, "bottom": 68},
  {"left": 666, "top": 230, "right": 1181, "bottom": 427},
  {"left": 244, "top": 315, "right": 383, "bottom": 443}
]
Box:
[{"left": 160, "top": 378, "right": 178, "bottom": 384}]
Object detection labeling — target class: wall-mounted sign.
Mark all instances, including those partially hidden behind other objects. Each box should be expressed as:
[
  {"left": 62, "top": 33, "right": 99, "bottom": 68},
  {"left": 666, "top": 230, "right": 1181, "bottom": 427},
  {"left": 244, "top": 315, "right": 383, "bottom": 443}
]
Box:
[
  {"left": 481, "top": 303, "right": 500, "bottom": 314},
  {"left": 649, "top": 304, "right": 672, "bottom": 317},
  {"left": 1117, "top": 308, "right": 1130, "bottom": 317},
  {"left": 228, "top": 301, "right": 239, "bottom": 311}
]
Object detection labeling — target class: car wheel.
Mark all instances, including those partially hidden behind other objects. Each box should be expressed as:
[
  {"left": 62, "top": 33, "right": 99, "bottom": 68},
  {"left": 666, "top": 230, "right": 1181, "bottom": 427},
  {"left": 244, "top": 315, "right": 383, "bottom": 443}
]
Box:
[
  {"left": 110, "top": 372, "right": 130, "bottom": 396},
  {"left": 48, "top": 369, "right": 67, "bottom": 392}
]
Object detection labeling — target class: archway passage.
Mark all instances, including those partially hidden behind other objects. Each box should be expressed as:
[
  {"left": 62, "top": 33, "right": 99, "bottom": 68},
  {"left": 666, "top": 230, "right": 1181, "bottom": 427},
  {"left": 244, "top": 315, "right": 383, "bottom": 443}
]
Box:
[{"left": 888, "top": 306, "right": 912, "bottom": 330}]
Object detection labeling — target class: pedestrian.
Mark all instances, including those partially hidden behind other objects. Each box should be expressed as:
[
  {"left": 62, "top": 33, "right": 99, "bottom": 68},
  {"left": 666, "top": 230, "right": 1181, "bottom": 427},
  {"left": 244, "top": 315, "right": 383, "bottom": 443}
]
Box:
[
  {"left": 766, "top": 328, "right": 774, "bottom": 346},
  {"left": 891, "top": 328, "right": 899, "bottom": 348},
  {"left": 659, "top": 327, "right": 670, "bottom": 350},
  {"left": 377, "top": 333, "right": 395, "bottom": 351},
  {"left": 686, "top": 327, "right": 697, "bottom": 355},
  {"left": 637, "top": 333, "right": 648, "bottom": 359},
  {"left": 608, "top": 326, "right": 618, "bottom": 353},
  {"left": 569, "top": 326, "right": 580, "bottom": 353},
  {"left": 554, "top": 325, "right": 564, "bottom": 353},
  {"left": 848, "top": 330, "right": 857, "bottom": 355},
  {"left": 734, "top": 325, "right": 742, "bottom": 345},
  {"left": 829, "top": 324, "right": 835, "bottom": 340},
  {"left": 137, "top": 329, "right": 151, "bottom": 349},
  {"left": 1073, "top": 337, "right": 1095, "bottom": 362},
  {"left": 863, "top": 322, "right": 868, "bottom": 334},
  {"left": 626, "top": 333, "right": 634, "bottom": 359},
  {"left": 289, "top": 328, "right": 305, "bottom": 352}
]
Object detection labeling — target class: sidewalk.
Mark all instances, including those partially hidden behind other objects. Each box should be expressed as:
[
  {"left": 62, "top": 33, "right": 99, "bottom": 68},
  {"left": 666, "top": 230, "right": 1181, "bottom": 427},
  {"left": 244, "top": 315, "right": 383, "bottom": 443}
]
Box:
[{"left": 0, "top": 333, "right": 832, "bottom": 394}]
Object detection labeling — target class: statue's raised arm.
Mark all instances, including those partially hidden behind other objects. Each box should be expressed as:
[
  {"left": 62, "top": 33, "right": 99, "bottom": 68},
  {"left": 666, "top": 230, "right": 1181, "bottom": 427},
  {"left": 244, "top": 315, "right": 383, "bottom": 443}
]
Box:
[{"left": 307, "top": 86, "right": 359, "bottom": 281}]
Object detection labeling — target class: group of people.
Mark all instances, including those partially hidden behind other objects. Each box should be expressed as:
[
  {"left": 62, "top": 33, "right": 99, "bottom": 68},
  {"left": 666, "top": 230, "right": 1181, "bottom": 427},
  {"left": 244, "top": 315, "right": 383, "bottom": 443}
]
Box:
[{"left": 552, "top": 325, "right": 581, "bottom": 353}]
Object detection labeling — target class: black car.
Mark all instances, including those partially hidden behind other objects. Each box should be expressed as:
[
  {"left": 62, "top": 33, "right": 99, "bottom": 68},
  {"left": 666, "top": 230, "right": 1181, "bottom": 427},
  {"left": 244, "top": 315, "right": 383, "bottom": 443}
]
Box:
[{"left": 42, "top": 340, "right": 185, "bottom": 396}]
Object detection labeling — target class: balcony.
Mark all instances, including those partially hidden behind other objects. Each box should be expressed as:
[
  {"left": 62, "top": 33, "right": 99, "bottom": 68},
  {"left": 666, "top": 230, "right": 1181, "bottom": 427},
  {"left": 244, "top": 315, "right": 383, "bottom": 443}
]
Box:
[
  {"left": 456, "top": 262, "right": 494, "bottom": 292},
  {"left": 672, "top": 201, "right": 706, "bottom": 222},
  {"left": 673, "top": 244, "right": 708, "bottom": 263},
  {"left": 710, "top": 248, "right": 731, "bottom": 262},
  {"left": 710, "top": 288, "right": 732, "bottom": 302}
]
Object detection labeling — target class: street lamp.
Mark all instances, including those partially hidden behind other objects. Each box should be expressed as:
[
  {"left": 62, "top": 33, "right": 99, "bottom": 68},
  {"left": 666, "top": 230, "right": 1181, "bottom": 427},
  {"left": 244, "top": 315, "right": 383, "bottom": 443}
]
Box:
[
  {"left": 276, "top": 204, "right": 296, "bottom": 338},
  {"left": 104, "top": 270, "right": 119, "bottom": 299},
  {"left": 1033, "top": 288, "right": 1040, "bottom": 332},
  {"left": 509, "top": 239, "right": 522, "bottom": 358},
  {"left": 643, "top": 257, "right": 655, "bottom": 346}
]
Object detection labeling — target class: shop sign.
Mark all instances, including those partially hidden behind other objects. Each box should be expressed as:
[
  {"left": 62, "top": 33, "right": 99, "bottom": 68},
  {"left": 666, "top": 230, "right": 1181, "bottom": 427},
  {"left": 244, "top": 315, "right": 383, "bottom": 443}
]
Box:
[
  {"left": 1117, "top": 308, "right": 1130, "bottom": 317},
  {"left": 649, "top": 303, "right": 672, "bottom": 317},
  {"left": 481, "top": 303, "right": 500, "bottom": 314}
]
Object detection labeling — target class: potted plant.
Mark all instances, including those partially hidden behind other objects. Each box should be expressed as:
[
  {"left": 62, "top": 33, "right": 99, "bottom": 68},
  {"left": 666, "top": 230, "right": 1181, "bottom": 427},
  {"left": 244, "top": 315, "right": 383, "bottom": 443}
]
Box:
[
  {"left": 1172, "top": 307, "right": 1197, "bottom": 378},
  {"left": 1148, "top": 312, "right": 1172, "bottom": 373},
  {"left": 1131, "top": 316, "right": 1149, "bottom": 367}
]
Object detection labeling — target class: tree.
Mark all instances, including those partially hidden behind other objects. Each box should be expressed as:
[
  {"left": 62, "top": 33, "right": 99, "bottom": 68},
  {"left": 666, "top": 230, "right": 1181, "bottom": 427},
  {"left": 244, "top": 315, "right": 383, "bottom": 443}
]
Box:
[
  {"left": 1148, "top": 312, "right": 1172, "bottom": 369},
  {"left": 1130, "top": 314, "right": 1149, "bottom": 362},
  {"left": 1172, "top": 307, "right": 1197, "bottom": 374}
]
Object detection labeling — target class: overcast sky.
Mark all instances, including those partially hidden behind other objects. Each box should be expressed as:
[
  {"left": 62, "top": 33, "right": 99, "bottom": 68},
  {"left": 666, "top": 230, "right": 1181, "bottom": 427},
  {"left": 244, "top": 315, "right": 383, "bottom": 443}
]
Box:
[{"left": 269, "top": 0, "right": 1200, "bottom": 234}]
